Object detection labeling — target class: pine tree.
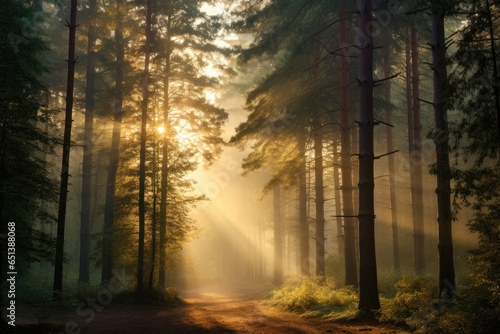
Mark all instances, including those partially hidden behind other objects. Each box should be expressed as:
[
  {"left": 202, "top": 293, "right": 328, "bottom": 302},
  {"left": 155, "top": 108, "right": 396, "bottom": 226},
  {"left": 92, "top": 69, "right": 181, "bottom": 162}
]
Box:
[
  {"left": 1, "top": 0, "right": 58, "bottom": 306},
  {"left": 450, "top": 0, "right": 500, "bottom": 312},
  {"left": 79, "top": 0, "right": 98, "bottom": 285},
  {"left": 357, "top": 0, "right": 380, "bottom": 311},
  {"left": 53, "top": 0, "right": 78, "bottom": 299},
  {"left": 431, "top": 2, "right": 455, "bottom": 296}
]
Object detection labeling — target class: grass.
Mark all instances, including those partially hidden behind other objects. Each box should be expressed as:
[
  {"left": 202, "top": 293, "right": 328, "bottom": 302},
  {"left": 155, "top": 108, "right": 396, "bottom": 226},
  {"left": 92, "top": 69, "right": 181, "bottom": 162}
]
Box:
[
  {"left": 268, "top": 274, "right": 455, "bottom": 330},
  {"left": 268, "top": 274, "right": 358, "bottom": 319}
]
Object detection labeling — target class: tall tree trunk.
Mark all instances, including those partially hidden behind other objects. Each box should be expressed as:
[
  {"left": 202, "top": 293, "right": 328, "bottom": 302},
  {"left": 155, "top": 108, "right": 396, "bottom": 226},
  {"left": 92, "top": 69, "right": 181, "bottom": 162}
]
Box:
[
  {"left": 137, "top": 0, "right": 152, "bottom": 299},
  {"left": 383, "top": 40, "right": 400, "bottom": 274},
  {"left": 101, "top": 0, "right": 125, "bottom": 284},
  {"left": 357, "top": 0, "right": 380, "bottom": 311},
  {"left": 340, "top": 4, "right": 357, "bottom": 288},
  {"left": 313, "top": 117, "right": 325, "bottom": 278},
  {"left": 148, "top": 134, "right": 158, "bottom": 291},
  {"left": 298, "top": 130, "right": 309, "bottom": 275},
  {"left": 411, "top": 27, "right": 425, "bottom": 274},
  {"left": 54, "top": 0, "right": 78, "bottom": 299},
  {"left": 406, "top": 33, "right": 414, "bottom": 177},
  {"left": 273, "top": 184, "right": 283, "bottom": 285},
  {"left": 333, "top": 137, "right": 344, "bottom": 257},
  {"left": 431, "top": 8, "right": 455, "bottom": 296},
  {"left": 405, "top": 33, "right": 418, "bottom": 271},
  {"left": 79, "top": 0, "right": 97, "bottom": 285},
  {"left": 351, "top": 126, "right": 360, "bottom": 268},
  {"left": 258, "top": 219, "right": 264, "bottom": 278},
  {"left": 159, "top": 7, "right": 172, "bottom": 288}
]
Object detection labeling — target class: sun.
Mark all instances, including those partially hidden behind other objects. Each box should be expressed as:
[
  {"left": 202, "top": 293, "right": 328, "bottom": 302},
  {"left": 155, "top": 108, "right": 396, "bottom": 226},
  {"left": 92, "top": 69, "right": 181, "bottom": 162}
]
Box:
[{"left": 156, "top": 119, "right": 197, "bottom": 148}]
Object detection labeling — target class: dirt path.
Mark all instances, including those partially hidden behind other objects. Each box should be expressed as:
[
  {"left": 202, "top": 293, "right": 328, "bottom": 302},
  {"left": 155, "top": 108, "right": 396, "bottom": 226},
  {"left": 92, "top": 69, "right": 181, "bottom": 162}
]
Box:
[{"left": 51, "top": 281, "right": 401, "bottom": 334}]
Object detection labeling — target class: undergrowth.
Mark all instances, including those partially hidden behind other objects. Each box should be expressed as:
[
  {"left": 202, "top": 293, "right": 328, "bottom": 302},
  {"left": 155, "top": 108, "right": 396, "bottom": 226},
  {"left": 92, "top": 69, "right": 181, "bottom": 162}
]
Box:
[
  {"left": 268, "top": 274, "right": 358, "bottom": 319},
  {"left": 378, "top": 275, "right": 500, "bottom": 333}
]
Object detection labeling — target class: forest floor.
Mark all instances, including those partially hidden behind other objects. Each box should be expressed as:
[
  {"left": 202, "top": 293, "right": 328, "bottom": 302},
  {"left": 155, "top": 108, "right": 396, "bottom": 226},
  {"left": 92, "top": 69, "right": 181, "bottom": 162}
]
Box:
[{"left": 16, "top": 280, "right": 407, "bottom": 334}]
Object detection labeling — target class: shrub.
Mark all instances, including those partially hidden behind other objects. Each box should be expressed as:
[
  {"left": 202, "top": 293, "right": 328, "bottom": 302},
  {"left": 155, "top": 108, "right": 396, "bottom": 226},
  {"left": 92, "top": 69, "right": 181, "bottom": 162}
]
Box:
[
  {"left": 379, "top": 275, "right": 438, "bottom": 326},
  {"left": 269, "top": 274, "right": 358, "bottom": 316},
  {"left": 424, "top": 284, "right": 500, "bottom": 334}
]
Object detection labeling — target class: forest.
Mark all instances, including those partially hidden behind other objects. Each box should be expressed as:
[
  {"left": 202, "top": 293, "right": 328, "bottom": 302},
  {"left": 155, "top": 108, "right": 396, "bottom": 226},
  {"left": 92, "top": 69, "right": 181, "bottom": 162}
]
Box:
[{"left": 1, "top": 0, "right": 500, "bottom": 333}]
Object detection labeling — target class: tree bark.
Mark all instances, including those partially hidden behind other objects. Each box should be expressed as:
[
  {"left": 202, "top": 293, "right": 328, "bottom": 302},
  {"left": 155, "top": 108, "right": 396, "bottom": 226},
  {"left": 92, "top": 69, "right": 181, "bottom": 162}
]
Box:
[
  {"left": 340, "top": 3, "right": 357, "bottom": 288},
  {"left": 405, "top": 33, "right": 419, "bottom": 271},
  {"left": 79, "top": 0, "right": 97, "bottom": 285},
  {"left": 159, "top": 5, "right": 172, "bottom": 288},
  {"left": 411, "top": 27, "right": 425, "bottom": 274},
  {"left": 53, "top": 0, "right": 78, "bottom": 299},
  {"left": 383, "top": 40, "right": 400, "bottom": 274},
  {"left": 137, "top": 0, "right": 152, "bottom": 299},
  {"left": 273, "top": 184, "right": 283, "bottom": 285},
  {"left": 148, "top": 132, "right": 158, "bottom": 291},
  {"left": 101, "top": 0, "right": 125, "bottom": 284},
  {"left": 431, "top": 8, "right": 455, "bottom": 296},
  {"left": 298, "top": 130, "right": 309, "bottom": 275},
  {"left": 313, "top": 117, "right": 325, "bottom": 279},
  {"left": 357, "top": 0, "right": 380, "bottom": 311},
  {"left": 333, "top": 137, "right": 344, "bottom": 257}
]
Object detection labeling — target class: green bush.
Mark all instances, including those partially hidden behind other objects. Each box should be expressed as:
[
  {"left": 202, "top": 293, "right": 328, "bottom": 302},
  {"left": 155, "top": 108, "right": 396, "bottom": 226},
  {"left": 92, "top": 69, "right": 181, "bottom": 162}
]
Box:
[
  {"left": 423, "top": 284, "right": 500, "bottom": 334},
  {"left": 269, "top": 274, "right": 358, "bottom": 316},
  {"left": 379, "top": 275, "right": 438, "bottom": 326}
]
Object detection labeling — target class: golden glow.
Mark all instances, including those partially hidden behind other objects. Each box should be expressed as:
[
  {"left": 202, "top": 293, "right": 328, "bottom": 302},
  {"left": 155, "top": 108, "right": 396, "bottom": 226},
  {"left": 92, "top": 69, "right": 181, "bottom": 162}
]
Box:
[
  {"left": 173, "top": 119, "right": 196, "bottom": 147},
  {"left": 205, "top": 90, "right": 217, "bottom": 104},
  {"left": 204, "top": 63, "right": 220, "bottom": 77},
  {"left": 157, "top": 125, "right": 165, "bottom": 134}
]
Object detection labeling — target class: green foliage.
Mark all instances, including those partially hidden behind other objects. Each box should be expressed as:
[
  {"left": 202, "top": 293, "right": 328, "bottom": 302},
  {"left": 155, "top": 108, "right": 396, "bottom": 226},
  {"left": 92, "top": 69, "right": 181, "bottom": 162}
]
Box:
[
  {"left": 0, "top": 0, "right": 57, "bottom": 266},
  {"left": 379, "top": 276, "right": 438, "bottom": 326},
  {"left": 422, "top": 284, "right": 500, "bottom": 334},
  {"left": 449, "top": 0, "right": 500, "bottom": 324},
  {"left": 268, "top": 275, "right": 358, "bottom": 316}
]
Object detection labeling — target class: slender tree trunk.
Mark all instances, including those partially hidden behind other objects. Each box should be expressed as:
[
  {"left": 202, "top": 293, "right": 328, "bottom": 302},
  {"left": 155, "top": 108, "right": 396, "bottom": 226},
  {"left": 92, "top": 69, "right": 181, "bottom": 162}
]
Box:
[
  {"left": 101, "top": 0, "right": 125, "bottom": 284},
  {"left": 411, "top": 27, "right": 425, "bottom": 274},
  {"left": 383, "top": 40, "right": 401, "bottom": 274},
  {"left": 91, "top": 155, "right": 101, "bottom": 231},
  {"left": 298, "top": 130, "right": 309, "bottom": 275},
  {"left": 53, "top": 0, "right": 78, "bottom": 299},
  {"left": 357, "top": 0, "right": 380, "bottom": 311},
  {"left": 137, "top": 0, "right": 152, "bottom": 299},
  {"left": 340, "top": 4, "right": 357, "bottom": 288},
  {"left": 406, "top": 33, "right": 414, "bottom": 174},
  {"left": 405, "top": 33, "right": 418, "bottom": 271},
  {"left": 148, "top": 133, "right": 158, "bottom": 291},
  {"left": 258, "top": 219, "right": 264, "bottom": 278},
  {"left": 431, "top": 9, "right": 455, "bottom": 296},
  {"left": 351, "top": 126, "right": 360, "bottom": 268},
  {"left": 159, "top": 9, "right": 172, "bottom": 287},
  {"left": 273, "top": 183, "right": 283, "bottom": 284},
  {"left": 333, "top": 137, "right": 344, "bottom": 257},
  {"left": 313, "top": 117, "right": 325, "bottom": 278},
  {"left": 79, "top": 0, "right": 97, "bottom": 285}
]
